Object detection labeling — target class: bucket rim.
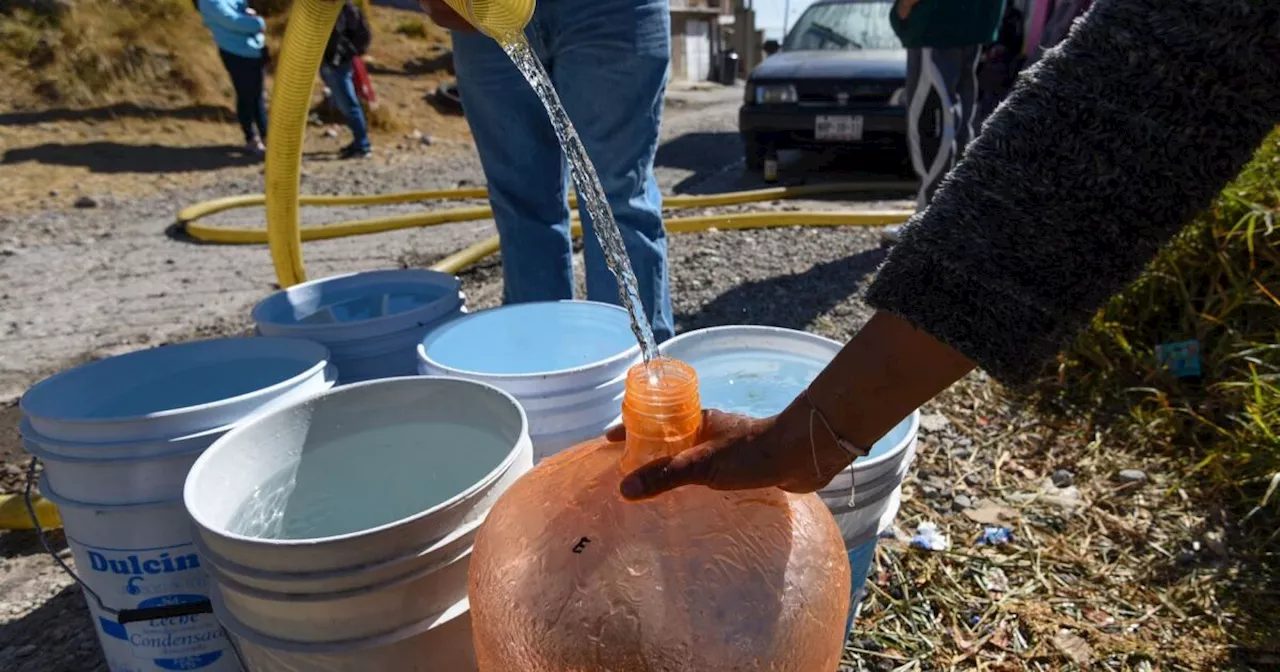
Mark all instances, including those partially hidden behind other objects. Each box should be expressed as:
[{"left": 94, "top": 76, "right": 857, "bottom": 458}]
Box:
[
  {"left": 212, "top": 589, "right": 470, "bottom": 654},
  {"left": 251, "top": 269, "right": 462, "bottom": 335},
  {"left": 19, "top": 337, "right": 332, "bottom": 431},
  {"left": 20, "top": 415, "right": 228, "bottom": 452},
  {"left": 23, "top": 436, "right": 210, "bottom": 465},
  {"left": 207, "top": 542, "right": 471, "bottom": 603},
  {"left": 661, "top": 323, "right": 848, "bottom": 354},
  {"left": 189, "top": 509, "right": 485, "bottom": 585},
  {"left": 417, "top": 300, "right": 642, "bottom": 381},
  {"left": 184, "top": 376, "right": 531, "bottom": 549},
  {"left": 39, "top": 473, "right": 182, "bottom": 511},
  {"left": 662, "top": 325, "right": 921, "bottom": 474}
]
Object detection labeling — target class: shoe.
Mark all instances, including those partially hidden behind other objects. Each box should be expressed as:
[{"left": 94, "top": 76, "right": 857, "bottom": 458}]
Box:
[
  {"left": 339, "top": 143, "right": 372, "bottom": 160},
  {"left": 247, "top": 139, "right": 266, "bottom": 156},
  {"left": 881, "top": 224, "right": 904, "bottom": 245}
]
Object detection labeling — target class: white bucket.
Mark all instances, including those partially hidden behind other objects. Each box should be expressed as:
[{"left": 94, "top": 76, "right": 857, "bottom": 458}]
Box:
[
  {"left": 19, "top": 337, "right": 334, "bottom": 443},
  {"left": 214, "top": 595, "right": 478, "bottom": 672},
  {"left": 416, "top": 300, "right": 641, "bottom": 462},
  {"left": 39, "top": 476, "right": 240, "bottom": 672},
  {"left": 252, "top": 269, "right": 466, "bottom": 384},
  {"left": 26, "top": 438, "right": 207, "bottom": 505},
  {"left": 185, "top": 375, "right": 529, "bottom": 655},
  {"left": 16, "top": 365, "right": 336, "bottom": 463},
  {"left": 207, "top": 545, "right": 471, "bottom": 643},
  {"left": 659, "top": 325, "right": 919, "bottom": 554},
  {"left": 188, "top": 506, "right": 483, "bottom": 594}
]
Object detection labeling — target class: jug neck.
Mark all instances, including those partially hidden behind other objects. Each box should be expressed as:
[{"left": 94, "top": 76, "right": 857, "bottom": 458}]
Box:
[{"left": 620, "top": 357, "right": 702, "bottom": 474}]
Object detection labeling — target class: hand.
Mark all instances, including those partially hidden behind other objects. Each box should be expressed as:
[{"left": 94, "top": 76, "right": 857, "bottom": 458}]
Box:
[
  {"left": 419, "top": 0, "right": 476, "bottom": 32},
  {"left": 896, "top": 0, "right": 921, "bottom": 20},
  {"left": 612, "top": 401, "right": 858, "bottom": 501}
]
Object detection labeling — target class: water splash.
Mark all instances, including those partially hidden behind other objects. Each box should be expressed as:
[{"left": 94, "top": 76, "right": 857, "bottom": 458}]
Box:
[{"left": 502, "top": 38, "right": 660, "bottom": 364}]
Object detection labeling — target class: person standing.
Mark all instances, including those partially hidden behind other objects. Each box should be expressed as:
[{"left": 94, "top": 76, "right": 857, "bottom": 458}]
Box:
[
  {"left": 322, "top": 1, "right": 375, "bottom": 159},
  {"left": 420, "top": 0, "right": 676, "bottom": 344},
  {"left": 197, "top": 0, "right": 269, "bottom": 155},
  {"left": 883, "top": 0, "right": 1005, "bottom": 243}
]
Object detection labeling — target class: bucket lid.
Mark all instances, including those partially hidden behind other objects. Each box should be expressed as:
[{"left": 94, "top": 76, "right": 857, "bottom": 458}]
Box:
[
  {"left": 418, "top": 301, "right": 641, "bottom": 378},
  {"left": 20, "top": 338, "right": 333, "bottom": 443},
  {"left": 252, "top": 270, "right": 463, "bottom": 342}
]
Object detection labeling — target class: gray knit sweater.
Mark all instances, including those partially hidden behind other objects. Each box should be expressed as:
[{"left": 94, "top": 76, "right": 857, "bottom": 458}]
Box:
[{"left": 865, "top": 0, "right": 1280, "bottom": 386}]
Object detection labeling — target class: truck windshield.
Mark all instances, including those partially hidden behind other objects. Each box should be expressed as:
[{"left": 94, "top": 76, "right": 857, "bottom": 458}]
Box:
[{"left": 782, "top": 1, "right": 899, "bottom": 52}]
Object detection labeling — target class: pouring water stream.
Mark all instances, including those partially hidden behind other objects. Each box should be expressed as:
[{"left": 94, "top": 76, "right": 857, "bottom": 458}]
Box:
[{"left": 502, "top": 38, "right": 662, "bottom": 368}]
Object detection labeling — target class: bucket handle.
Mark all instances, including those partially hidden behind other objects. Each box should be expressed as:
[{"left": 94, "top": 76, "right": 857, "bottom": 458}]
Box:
[{"left": 23, "top": 457, "right": 253, "bottom": 668}]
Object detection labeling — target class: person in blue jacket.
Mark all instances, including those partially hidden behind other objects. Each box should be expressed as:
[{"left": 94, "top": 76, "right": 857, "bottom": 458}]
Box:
[{"left": 197, "top": 0, "right": 269, "bottom": 155}]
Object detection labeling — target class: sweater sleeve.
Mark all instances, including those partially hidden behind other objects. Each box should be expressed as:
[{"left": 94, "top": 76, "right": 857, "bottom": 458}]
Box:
[
  {"left": 201, "top": 0, "right": 266, "bottom": 35},
  {"left": 864, "top": 0, "right": 1280, "bottom": 386}
]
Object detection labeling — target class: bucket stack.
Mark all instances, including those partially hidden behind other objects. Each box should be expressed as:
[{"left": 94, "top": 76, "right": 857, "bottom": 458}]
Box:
[
  {"left": 18, "top": 337, "right": 337, "bottom": 672},
  {"left": 416, "top": 300, "right": 642, "bottom": 463},
  {"left": 184, "top": 377, "right": 533, "bottom": 672},
  {"left": 658, "top": 325, "right": 919, "bottom": 637},
  {"left": 252, "top": 269, "right": 466, "bottom": 384}
]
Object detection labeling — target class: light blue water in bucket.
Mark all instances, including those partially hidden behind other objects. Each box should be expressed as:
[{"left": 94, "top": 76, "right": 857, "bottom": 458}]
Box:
[
  {"left": 683, "top": 348, "right": 910, "bottom": 463},
  {"left": 421, "top": 301, "right": 639, "bottom": 375}
]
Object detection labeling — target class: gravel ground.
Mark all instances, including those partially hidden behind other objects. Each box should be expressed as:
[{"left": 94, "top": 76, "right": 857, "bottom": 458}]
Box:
[{"left": 0, "top": 82, "right": 920, "bottom": 670}]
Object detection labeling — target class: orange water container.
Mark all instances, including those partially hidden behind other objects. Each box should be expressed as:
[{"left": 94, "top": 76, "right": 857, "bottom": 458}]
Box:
[{"left": 469, "top": 357, "right": 851, "bottom": 671}]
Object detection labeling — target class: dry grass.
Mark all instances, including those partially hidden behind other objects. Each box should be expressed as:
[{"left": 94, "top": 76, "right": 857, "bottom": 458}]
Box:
[
  {"left": 849, "top": 134, "right": 1280, "bottom": 671},
  {"left": 0, "top": 0, "right": 231, "bottom": 111}
]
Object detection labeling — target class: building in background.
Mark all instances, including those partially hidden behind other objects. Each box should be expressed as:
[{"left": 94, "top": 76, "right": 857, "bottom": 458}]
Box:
[{"left": 668, "top": 0, "right": 759, "bottom": 82}]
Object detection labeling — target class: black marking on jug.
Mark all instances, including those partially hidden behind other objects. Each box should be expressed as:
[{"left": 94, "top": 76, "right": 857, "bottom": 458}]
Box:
[{"left": 572, "top": 537, "right": 591, "bottom": 554}]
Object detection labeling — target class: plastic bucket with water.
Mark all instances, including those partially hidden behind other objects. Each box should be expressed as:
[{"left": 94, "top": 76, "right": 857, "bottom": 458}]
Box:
[
  {"left": 659, "top": 325, "right": 919, "bottom": 638},
  {"left": 213, "top": 595, "right": 477, "bottom": 672},
  {"left": 20, "top": 338, "right": 334, "bottom": 444},
  {"left": 40, "top": 478, "right": 241, "bottom": 671},
  {"left": 416, "top": 300, "right": 642, "bottom": 463},
  {"left": 184, "top": 376, "right": 530, "bottom": 667},
  {"left": 252, "top": 269, "right": 466, "bottom": 384},
  {"left": 17, "top": 337, "right": 337, "bottom": 672}
]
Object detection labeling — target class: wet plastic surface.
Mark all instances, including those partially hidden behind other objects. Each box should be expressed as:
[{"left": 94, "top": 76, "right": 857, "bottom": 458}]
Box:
[{"left": 469, "top": 435, "right": 852, "bottom": 671}]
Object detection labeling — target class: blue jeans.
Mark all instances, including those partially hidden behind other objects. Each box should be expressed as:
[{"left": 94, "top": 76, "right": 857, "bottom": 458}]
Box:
[
  {"left": 452, "top": 0, "right": 674, "bottom": 342},
  {"left": 320, "top": 60, "right": 371, "bottom": 152}
]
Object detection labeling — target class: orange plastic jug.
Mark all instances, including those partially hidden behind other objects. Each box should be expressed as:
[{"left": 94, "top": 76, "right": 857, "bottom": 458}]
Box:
[{"left": 469, "top": 357, "right": 851, "bottom": 671}]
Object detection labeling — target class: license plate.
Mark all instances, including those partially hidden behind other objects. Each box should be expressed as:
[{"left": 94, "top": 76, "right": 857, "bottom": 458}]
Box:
[{"left": 815, "top": 115, "right": 864, "bottom": 141}]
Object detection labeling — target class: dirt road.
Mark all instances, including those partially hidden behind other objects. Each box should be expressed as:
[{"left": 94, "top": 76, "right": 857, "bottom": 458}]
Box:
[{"left": 0, "top": 82, "right": 911, "bottom": 402}]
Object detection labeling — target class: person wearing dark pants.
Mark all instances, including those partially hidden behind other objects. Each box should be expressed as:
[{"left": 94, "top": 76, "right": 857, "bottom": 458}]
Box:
[
  {"left": 322, "top": 1, "right": 374, "bottom": 159},
  {"left": 218, "top": 50, "right": 269, "bottom": 151},
  {"left": 197, "top": 0, "right": 269, "bottom": 154},
  {"left": 883, "top": 0, "right": 1005, "bottom": 242}
]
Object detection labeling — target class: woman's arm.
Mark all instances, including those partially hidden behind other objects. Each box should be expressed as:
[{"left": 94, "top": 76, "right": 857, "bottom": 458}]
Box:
[
  {"left": 618, "top": 0, "right": 1280, "bottom": 500},
  {"left": 866, "top": 0, "right": 1280, "bottom": 387},
  {"left": 201, "top": 0, "right": 266, "bottom": 35}
]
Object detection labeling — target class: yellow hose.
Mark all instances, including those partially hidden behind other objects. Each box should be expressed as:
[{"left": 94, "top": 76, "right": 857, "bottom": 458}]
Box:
[
  {"left": 263, "top": 0, "right": 346, "bottom": 288},
  {"left": 190, "top": 180, "right": 913, "bottom": 274},
  {"left": 253, "top": 0, "right": 914, "bottom": 286}
]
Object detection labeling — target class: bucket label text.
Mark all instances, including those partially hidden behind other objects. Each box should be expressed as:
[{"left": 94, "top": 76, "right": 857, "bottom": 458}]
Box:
[{"left": 72, "top": 540, "right": 235, "bottom": 671}]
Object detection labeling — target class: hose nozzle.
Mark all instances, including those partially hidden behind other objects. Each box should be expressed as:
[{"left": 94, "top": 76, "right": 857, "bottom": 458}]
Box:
[{"left": 441, "top": 0, "right": 534, "bottom": 41}]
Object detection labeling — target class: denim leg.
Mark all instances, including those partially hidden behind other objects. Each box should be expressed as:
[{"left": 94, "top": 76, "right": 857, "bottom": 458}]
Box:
[
  {"left": 548, "top": 0, "right": 674, "bottom": 342},
  {"left": 453, "top": 27, "right": 575, "bottom": 304},
  {"left": 320, "top": 62, "right": 370, "bottom": 151}
]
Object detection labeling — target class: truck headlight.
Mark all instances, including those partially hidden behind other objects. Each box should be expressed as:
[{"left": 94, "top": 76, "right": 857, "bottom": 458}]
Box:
[
  {"left": 888, "top": 87, "right": 906, "bottom": 106},
  {"left": 755, "top": 84, "right": 797, "bottom": 104}
]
